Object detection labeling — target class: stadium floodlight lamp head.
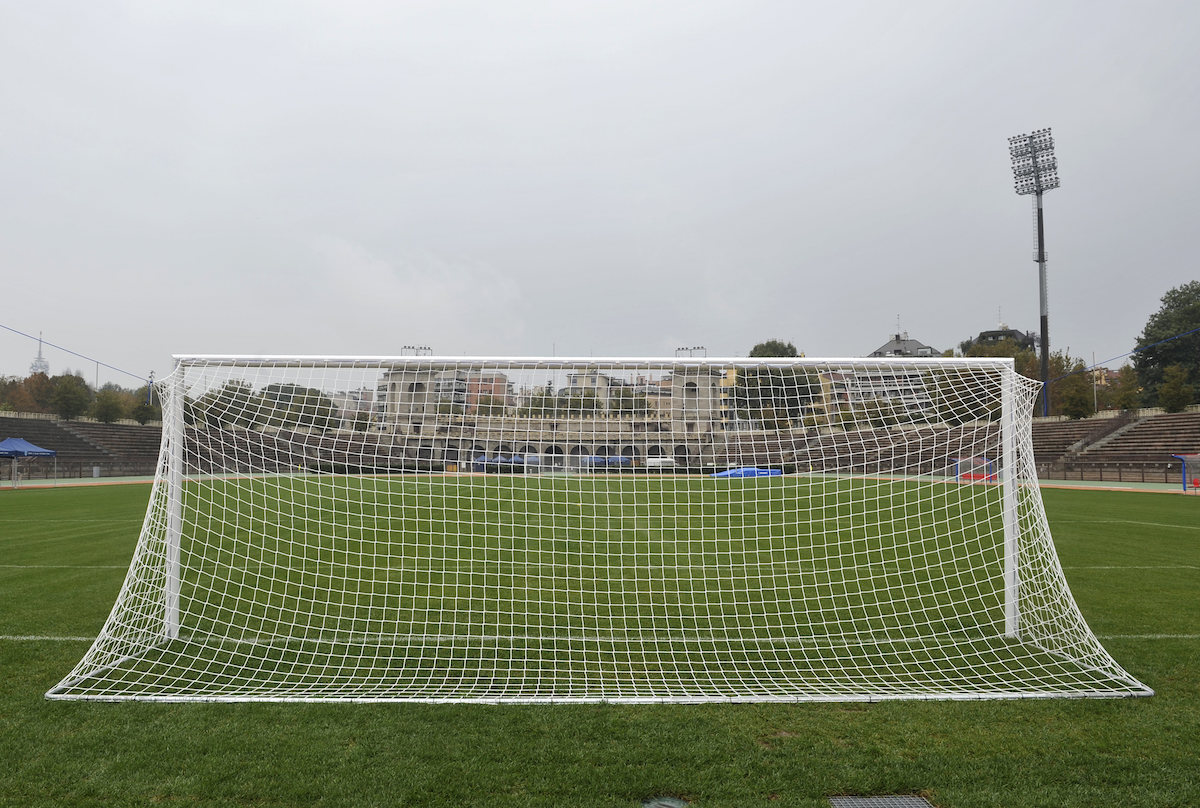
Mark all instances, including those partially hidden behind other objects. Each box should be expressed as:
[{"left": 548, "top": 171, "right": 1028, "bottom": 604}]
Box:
[{"left": 1008, "top": 128, "right": 1060, "bottom": 195}]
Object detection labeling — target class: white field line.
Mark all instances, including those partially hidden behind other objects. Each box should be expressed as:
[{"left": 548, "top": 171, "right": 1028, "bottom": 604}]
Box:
[
  {"left": 1055, "top": 518, "right": 1200, "bottom": 531},
  {"left": 0, "top": 564, "right": 127, "bottom": 569},
  {"left": 1061, "top": 565, "right": 1199, "bottom": 570}
]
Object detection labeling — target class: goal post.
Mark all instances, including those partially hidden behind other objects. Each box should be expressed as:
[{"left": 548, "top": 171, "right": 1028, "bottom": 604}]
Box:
[
  {"left": 1000, "top": 370, "right": 1020, "bottom": 638},
  {"left": 48, "top": 355, "right": 1151, "bottom": 703},
  {"left": 163, "top": 360, "right": 184, "bottom": 641},
  {"left": 1171, "top": 453, "right": 1200, "bottom": 492}
]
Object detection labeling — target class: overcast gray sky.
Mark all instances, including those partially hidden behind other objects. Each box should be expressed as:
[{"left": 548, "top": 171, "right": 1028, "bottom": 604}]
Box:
[{"left": 3, "top": 0, "right": 1198, "bottom": 388}]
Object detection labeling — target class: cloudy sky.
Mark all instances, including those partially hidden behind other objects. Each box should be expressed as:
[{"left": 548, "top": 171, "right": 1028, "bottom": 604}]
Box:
[{"left": 2, "top": 0, "right": 1197, "bottom": 388}]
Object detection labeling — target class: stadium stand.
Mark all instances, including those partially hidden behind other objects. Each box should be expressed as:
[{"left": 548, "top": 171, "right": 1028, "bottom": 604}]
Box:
[
  {"left": 59, "top": 421, "right": 162, "bottom": 468},
  {"left": 0, "top": 416, "right": 113, "bottom": 479},
  {"left": 1072, "top": 412, "right": 1200, "bottom": 464},
  {"left": 186, "top": 428, "right": 425, "bottom": 475},
  {"left": 5, "top": 408, "right": 1200, "bottom": 484},
  {"left": 716, "top": 425, "right": 997, "bottom": 477},
  {"left": 1029, "top": 415, "right": 1136, "bottom": 468}
]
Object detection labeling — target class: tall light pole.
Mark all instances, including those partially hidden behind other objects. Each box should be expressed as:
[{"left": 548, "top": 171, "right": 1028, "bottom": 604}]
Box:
[{"left": 1008, "top": 127, "right": 1060, "bottom": 417}]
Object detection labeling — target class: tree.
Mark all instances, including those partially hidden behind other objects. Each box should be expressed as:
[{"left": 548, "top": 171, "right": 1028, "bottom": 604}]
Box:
[
  {"left": 131, "top": 402, "right": 159, "bottom": 425},
  {"left": 195, "top": 381, "right": 261, "bottom": 429},
  {"left": 933, "top": 366, "right": 1000, "bottom": 424},
  {"left": 51, "top": 373, "right": 93, "bottom": 420},
  {"left": 2, "top": 372, "right": 55, "bottom": 413},
  {"left": 1055, "top": 356, "right": 1095, "bottom": 420},
  {"left": 0, "top": 376, "right": 20, "bottom": 412},
  {"left": 1133, "top": 281, "right": 1200, "bottom": 406},
  {"left": 93, "top": 388, "right": 127, "bottom": 423},
  {"left": 130, "top": 385, "right": 163, "bottom": 425},
  {"left": 1037, "top": 351, "right": 1095, "bottom": 419},
  {"left": 963, "top": 337, "right": 1039, "bottom": 376},
  {"left": 749, "top": 339, "right": 799, "bottom": 358},
  {"left": 261, "top": 383, "right": 338, "bottom": 431},
  {"left": 961, "top": 339, "right": 1095, "bottom": 418},
  {"left": 735, "top": 341, "right": 820, "bottom": 429},
  {"left": 1106, "top": 365, "right": 1141, "bottom": 412},
  {"left": 25, "top": 372, "right": 56, "bottom": 412},
  {"left": 737, "top": 341, "right": 819, "bottom": 429},
  {"left": 736, "top": 367, "right": 820, "bottom": 429},
  {"left": 1157, "top": 364, "right": 1194, "bottom": 413}
]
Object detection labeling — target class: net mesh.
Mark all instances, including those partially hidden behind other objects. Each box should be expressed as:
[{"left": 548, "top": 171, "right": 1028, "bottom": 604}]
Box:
[{"left": 48, "top": 356, "right": 1151, "bottom": 702}]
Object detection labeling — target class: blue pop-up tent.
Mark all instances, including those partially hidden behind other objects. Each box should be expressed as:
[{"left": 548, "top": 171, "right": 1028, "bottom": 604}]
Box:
[
  {"left": 0, "top": 437, "right": 57, "bottom": 488},
  {"left": 0, "top": 437, "right": 57, "bottom": 457}
]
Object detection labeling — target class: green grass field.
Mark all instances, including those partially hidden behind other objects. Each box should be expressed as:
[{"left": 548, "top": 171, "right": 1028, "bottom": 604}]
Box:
[{"left": 2, "top": 481, "right": 1197, "bottom": 806}]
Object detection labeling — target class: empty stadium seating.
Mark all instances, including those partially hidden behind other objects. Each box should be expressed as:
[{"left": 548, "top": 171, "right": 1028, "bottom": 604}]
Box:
[{"left": 5, "top": 408, "right": 1200, "bottom": 484}]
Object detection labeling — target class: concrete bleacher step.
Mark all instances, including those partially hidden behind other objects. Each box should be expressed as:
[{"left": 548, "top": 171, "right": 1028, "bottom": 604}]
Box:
[
  {"left": 0, "top": 417, "right": 110, "bottom": 464},
  {"left": 1062, "top": 415, "right": 1139, "bottom": 459},
  {"left": 55, "top": 423, "right": 119, "bottom": 461},
  {"left": 60, "top": 422, "right": 162, "bottom": 462},
  {"left": 1073, "top": 412, "right": 1200, "bottom": 463}
]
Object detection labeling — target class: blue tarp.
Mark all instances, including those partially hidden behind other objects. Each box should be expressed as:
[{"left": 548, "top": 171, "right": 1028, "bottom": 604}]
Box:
[
  {"left": 712, "top": 467, "right": 781, "bottom": 478},
  {"left": 583, "top": 455, "right": 632, "bottom": 467},
  {"left": 0, "top": 437, "right": 56, "bottom": 457}
]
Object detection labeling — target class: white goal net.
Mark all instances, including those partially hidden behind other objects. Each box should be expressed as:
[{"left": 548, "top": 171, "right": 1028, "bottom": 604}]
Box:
[{"left": 48, "top": 356, "right": 1151, "bottom": 702}]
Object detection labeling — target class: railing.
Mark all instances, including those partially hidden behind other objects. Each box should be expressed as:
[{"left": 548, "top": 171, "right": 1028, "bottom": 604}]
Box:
[
  {"left": 1038, "top": 460, "right": 1180, "bottom": 484},
  {"left": 0, "top": 460, "right": 158, "bottom": 482}
]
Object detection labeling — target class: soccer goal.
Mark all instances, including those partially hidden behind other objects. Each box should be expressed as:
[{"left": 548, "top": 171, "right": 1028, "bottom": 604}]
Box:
[
  {"left": 48, "top": 356, "right": 1151, "bottom": 703},
  {"left": 955, "top": 455, "right": 998, "bottom": 483},
  {"left": 1171, "top": 453, "right": 1200, "bottom": 492}
]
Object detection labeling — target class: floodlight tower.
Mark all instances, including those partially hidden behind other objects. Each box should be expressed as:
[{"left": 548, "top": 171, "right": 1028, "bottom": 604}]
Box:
[{"left": 1008, "top": 127, "right": 1060, "bottom": 417}]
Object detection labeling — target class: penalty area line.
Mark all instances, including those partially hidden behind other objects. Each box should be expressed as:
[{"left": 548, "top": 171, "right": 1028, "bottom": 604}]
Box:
[
  {"left": 1062, "top": 564, "right": 1199, "bottom": 570},
  {"left": 0, "top": 564, "right": 128, "bottom": 569}
]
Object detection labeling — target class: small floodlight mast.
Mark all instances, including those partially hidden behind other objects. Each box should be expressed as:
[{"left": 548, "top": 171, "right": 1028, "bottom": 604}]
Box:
[{"left": 1009, "top": 127, "right": 1060, "bottom": 416}]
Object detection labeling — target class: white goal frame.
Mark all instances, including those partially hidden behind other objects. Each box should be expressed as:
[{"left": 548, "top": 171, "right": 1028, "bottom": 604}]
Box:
[{"left": 48, "top": 355, "right": 1151, "bottom": 703}]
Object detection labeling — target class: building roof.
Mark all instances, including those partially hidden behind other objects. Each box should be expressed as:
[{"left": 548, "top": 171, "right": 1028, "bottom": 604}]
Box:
[
  {"left": 868, "top": 332, "right": 939, "bottom": 357},
  {"left": 974, "top": 326, "right": 1036, "bottom": 349}
]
